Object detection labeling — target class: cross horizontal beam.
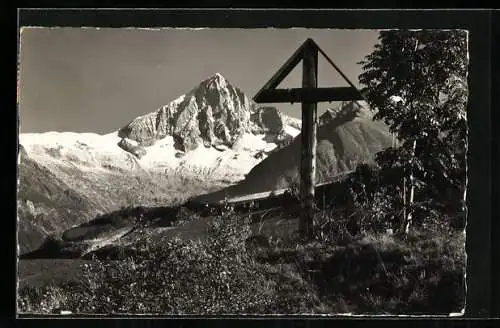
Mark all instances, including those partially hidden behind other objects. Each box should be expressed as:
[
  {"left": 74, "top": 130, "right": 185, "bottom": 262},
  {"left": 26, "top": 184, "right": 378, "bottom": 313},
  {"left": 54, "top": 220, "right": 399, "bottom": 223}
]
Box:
[{"left": 253, "top": 87, "right": 364, "bottom": 104}]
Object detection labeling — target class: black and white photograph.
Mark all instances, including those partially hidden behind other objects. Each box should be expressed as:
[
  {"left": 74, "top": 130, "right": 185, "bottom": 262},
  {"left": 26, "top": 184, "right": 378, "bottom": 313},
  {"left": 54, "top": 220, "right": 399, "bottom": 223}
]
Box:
[{"left": 17, "top": 26, "right": 468, "bottom": 315}]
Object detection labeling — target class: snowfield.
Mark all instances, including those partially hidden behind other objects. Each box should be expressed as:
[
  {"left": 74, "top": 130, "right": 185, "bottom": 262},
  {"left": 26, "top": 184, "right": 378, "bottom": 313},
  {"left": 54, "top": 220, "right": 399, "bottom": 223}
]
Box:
[{"left": 19, "top": 125, "right": 301, "bottom": 184}]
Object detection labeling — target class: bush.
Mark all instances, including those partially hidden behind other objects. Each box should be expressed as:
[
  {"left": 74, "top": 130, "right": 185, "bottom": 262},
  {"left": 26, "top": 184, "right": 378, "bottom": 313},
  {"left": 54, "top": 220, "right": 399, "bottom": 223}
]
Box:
[
  {"left": 18, "top": 284, "right": 67, "bottom": 314},
  {"left": 312, "top": 208, "right": 358, "bottom": 245},
  {"left": 172, "top": 206, "right": 201, "bottom": 226},
  {"left": 20, "top": 214, "right": 278, "bottom": 314},
  {"left": 337, "top": 162, "right": 465, "bottom": 235}
]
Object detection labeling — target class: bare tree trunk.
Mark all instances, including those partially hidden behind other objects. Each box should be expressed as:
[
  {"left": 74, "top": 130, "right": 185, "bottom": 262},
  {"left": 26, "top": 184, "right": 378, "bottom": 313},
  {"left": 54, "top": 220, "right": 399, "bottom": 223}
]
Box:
[
  {"left": 402, "top": 176, "right": 407, "bottom": 230},
  {"left": 405, "top": 137, "right": 417, "bottom": 234},
  {"left": 400, "top": 120, "right": 418, "bottom": 234},
  {"left": 402, "top": 38, "right": 420, "bottom": 235}
]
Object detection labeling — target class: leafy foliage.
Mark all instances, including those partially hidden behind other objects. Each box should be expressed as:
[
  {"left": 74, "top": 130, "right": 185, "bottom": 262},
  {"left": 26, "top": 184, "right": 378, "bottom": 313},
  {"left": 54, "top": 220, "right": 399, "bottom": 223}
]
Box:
[{"left": 355, "top": 30, "right": 468, "bottom": 232}]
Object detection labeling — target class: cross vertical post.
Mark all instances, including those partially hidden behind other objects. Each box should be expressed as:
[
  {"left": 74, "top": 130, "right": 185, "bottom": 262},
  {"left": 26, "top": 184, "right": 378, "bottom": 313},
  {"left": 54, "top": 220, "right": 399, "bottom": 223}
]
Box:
[
  {"left": 299, "top": 40, "right": 318, "bottom": 240},
  {"left": 252, "top": 38, "right": 365, "bottom": 241}
]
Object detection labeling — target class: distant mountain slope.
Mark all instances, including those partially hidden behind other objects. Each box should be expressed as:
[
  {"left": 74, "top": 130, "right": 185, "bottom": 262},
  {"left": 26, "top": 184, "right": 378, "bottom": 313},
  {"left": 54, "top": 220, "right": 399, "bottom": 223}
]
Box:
[
  {"left": 17, "top": 145, "right": 103, "bottom": 254},
  {"left": 193, "top": 102, "right": 393, "bottom": 203}
]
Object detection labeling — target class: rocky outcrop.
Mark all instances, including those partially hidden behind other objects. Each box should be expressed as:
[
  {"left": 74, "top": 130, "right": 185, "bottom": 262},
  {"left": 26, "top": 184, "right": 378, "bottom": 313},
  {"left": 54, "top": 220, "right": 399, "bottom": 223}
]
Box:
[
  {"left": 320, "top": 101, "right": 372, "bottom": 126},
  {"left": 118, "top": 96, "right": 182, "bottom": 146},
  {"left": 118, "top": 138, "right": 147, "bottom": 159},
  {"left": 253, "top": 106, "right": 284, "bottom": 133},
  {"left": 284, "top": 116, "right": 302, "bottom": 131},
  {"left": 118, "top": 73, "right": 253, "bottom": 152},
  {"left": 319, "top": 108, "right": 339, "bottom": 126},
  {"left": 171, "top": 96, "right": 202, "bottom": 151},
  {"left": 118, "top": 73, "right": 299, "bottom": 154},
  {"left": 275, "top": 131, "right": 295, "bottom": 149}
]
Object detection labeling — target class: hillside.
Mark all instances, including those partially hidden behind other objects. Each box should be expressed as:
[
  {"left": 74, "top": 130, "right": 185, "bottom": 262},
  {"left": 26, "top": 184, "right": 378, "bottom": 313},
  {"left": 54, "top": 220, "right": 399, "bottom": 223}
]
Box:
[
  {"left": 194, "top": 102, "right": 393, "bottom": 203},
  {"left": 17, "top": 146, "right": 103, "bottom": 254}
]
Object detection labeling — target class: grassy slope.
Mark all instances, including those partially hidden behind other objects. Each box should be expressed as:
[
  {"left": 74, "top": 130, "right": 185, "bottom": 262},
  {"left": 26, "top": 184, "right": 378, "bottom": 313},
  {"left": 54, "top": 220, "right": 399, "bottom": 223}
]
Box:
[
  {"left": 17, "top": 209, "right": 466, "bottom": 314},
  {"left": 17, "top": 259, "right": 94, "bottom": 289}
]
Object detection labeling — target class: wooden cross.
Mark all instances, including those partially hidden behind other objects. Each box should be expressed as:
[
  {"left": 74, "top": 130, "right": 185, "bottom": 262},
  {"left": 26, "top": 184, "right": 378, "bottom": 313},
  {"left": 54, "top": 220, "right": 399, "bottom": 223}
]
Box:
[{"left": 253, "top": 38, "right": 364, "bottom": 240}]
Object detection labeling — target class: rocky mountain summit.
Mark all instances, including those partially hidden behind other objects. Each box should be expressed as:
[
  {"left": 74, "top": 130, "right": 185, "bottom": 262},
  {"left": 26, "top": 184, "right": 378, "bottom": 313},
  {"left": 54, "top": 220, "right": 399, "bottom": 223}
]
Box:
[{"left": 118, "top": 73, "right": 299, "bottom": 157}]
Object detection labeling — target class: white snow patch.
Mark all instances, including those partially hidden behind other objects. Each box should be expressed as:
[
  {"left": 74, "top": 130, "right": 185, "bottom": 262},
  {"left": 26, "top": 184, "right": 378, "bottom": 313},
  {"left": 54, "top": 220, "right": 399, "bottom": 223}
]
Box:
[
  {"left": 20, "top": 132, "right": 122, "bottom": 156},
  {"left": 213, "top": 144, "right": 229, "bottom": 152},
  {"left": 18, "top": 129, "right": 290, "bottom": 183},
  {"left": 284, "top": 125, "right": 301, "bottom": 138},
  {"left": 232, "top": 133, "right": 275, "bottom": 152},
  {"left": 19, "top": 132, "right": 134, "bottom": 172},
  {"left": 137, "top": 136, "right": 179, "bottom": 170}
]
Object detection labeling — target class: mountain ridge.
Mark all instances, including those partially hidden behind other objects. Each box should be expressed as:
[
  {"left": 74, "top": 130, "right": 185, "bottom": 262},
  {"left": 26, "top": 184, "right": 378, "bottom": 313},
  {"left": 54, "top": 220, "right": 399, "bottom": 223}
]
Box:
[{"left": 117, "top": 73, "right": 298, "bottom": 155}]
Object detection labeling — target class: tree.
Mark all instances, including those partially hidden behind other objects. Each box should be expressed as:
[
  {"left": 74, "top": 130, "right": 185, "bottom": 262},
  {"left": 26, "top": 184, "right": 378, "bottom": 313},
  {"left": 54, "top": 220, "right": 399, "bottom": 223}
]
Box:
[{"left": 358, "top": 29, "right": 468, "bottom": 233}]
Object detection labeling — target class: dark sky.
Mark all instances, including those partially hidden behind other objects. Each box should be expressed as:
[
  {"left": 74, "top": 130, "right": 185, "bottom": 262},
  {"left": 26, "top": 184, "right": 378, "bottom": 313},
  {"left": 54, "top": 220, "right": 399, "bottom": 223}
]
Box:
[{"left": 19, "top": 28, "right": 380, "bottom": 134}]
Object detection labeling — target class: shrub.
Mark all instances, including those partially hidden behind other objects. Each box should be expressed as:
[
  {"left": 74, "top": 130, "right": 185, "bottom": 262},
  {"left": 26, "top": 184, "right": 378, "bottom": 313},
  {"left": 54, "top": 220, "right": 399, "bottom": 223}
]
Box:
[
  {"left": 172, "top": 206, "right": 201, "bottom": 226},
  {"left": 21, "top": 215, "right": 279, "bottom": 314},
  {"left": 18, "top": 284, "right": 67, "bottom": 314},
  {"left": 312, "top": 208, "right": 358, "bottom": 245}
]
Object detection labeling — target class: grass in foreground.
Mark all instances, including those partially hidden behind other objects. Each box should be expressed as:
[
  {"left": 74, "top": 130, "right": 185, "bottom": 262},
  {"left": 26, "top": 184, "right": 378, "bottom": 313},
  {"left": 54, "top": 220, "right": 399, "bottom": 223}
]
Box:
[{"left": 17, "top": 209, "right": 465, "bottom": 315}]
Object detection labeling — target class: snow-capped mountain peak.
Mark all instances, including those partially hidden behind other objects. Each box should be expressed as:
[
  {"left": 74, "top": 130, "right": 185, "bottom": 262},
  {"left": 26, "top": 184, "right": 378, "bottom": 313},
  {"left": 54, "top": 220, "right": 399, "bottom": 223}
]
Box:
[
  {"left": 118, "top": 73, "right": 299, "bottom": 154},
  {"left": 18, "top": 73, "right": 302, "bottom": 210}
]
